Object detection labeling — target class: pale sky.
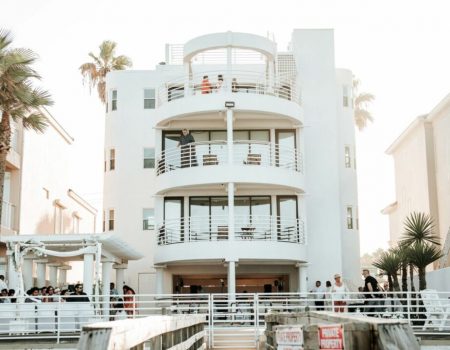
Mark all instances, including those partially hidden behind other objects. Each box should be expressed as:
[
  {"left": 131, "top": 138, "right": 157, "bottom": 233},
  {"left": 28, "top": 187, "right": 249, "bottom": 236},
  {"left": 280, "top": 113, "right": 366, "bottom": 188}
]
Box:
[{"left": 1, "top": 0, "right": 449, "bottom": 255}]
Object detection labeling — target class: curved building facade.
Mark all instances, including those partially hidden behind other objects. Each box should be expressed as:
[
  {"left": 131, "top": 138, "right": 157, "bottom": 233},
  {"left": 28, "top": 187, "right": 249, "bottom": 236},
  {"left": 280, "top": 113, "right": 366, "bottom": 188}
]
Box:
[{"left": 103, "top": 30, "right": 360, "bottom": 295}]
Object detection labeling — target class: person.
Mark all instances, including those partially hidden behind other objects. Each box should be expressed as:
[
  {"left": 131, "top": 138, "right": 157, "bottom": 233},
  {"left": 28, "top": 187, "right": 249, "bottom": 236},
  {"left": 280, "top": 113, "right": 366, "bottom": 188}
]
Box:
[
  {"left": 362, "top": 269, "right": 381, "bottom": 316},
  {"left": 25, "top": 287, "right": 41, "bottom": 303},
  {"left": 0, "top": 275, "right": 8, "bottom": 292},
  {"left": 0, "top": 289, "right": 9, "bottom": 303},
  {"left": 110, "top": 282, "right": 119, "bottom": 296},
  {"left": 310, "top": 281, "right": 326, "bottom": 311},
  {"left": 324, "top": 280, "right": 333, "bottom": 311},
  {"left": 215, "top": 74, "right": 224, "bottom": 92},
  {"left": 123, "top": 285, "right": 136, "bottom": 316},
  {"left": 201, "top": 75, "right": 212, "bottom": 94},
  {"left": 178, "top": 129, "right": 197, "bottom": 168},
  {"left": 231, "top": 78, "right": 238, "bottom": 93},
  {"left": 113, "top": 298, "right": 128, "bottom": 320},
  {"left": 68, "top": 283, "right": 90, "bottom": 302},
  {"left": 8, "top": 289, "right": 16, "bottom": 303},
  {"left": 331, "top": 274, "right": 349, "bottom": 313},
  {"left": 44, "top": 286, "right": 56, "bottom": 302},
  {"left": 60, "top": 289, "right": 69, "bottom": 302}
]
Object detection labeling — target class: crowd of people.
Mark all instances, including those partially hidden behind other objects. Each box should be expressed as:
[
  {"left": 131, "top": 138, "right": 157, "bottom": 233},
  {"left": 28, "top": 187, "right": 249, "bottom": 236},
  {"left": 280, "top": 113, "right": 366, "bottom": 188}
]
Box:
[{"left": 310, "top": 269, "right": 388, "bottom": 315}]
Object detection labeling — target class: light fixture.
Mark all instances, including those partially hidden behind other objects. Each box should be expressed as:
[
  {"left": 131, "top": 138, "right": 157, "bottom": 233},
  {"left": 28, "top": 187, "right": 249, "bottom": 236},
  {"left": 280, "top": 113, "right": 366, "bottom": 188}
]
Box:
[{"left": 225, "top": 101, "right": 235, "bottom": 108}]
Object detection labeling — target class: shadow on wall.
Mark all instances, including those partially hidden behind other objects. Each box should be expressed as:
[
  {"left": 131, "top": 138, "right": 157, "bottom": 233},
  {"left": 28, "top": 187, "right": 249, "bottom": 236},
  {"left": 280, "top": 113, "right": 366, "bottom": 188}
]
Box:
[{"left": 35, "top": 212, "right": 75, "bottom": 234}]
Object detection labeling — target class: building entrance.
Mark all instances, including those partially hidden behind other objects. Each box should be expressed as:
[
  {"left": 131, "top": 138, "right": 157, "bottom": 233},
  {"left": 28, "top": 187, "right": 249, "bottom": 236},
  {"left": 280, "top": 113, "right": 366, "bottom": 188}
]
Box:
[{"left": 173, "top": 274, "right": 289, "bottom": 294}]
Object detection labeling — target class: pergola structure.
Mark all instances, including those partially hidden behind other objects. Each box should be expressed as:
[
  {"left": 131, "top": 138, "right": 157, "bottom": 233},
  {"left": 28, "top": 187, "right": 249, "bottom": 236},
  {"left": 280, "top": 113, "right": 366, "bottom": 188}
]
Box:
[{"left": 0, "top": 234, "right": 143, "bottom": 297}]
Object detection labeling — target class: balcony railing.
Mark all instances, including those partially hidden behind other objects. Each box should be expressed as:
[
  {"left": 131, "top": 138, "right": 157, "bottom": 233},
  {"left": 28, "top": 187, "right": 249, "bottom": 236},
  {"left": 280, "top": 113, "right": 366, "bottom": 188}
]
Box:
[
  {"left": 157, "top": 215, "right": 305, "bottom": 245},
  {"left": 156, "top": 140, "right": 303, "bottom": 175},
  {"left": 157, "top": 70, "right": 299, "bottom": 106},
  {"left": 1, "top": 201, "right": 16, "bottom": 231}
]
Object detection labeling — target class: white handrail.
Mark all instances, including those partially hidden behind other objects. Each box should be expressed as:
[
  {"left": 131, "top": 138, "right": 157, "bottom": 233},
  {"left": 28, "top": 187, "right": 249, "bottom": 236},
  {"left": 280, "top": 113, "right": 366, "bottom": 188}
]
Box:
[
  {"left": 157, "top": 70, "right": 299, "bottom": 106},
  {"left": 156, "top": 140, "right": 303, "bottom": 175},
  {"left": 156, "top": 215, "right": 305, "bottom": 245}
]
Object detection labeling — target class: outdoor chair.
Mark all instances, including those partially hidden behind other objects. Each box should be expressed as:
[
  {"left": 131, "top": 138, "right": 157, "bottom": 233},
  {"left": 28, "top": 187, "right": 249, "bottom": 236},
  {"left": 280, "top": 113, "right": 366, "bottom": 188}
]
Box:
[{"left": 420, "top": 289, "right": 450, "bottom": 331}]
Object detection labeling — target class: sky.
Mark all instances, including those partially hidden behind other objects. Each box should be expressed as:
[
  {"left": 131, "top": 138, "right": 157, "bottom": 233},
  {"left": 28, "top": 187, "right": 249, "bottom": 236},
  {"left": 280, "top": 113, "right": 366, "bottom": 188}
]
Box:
[{"left": 1, "top": 0, "right": 449, "bottom": 255}]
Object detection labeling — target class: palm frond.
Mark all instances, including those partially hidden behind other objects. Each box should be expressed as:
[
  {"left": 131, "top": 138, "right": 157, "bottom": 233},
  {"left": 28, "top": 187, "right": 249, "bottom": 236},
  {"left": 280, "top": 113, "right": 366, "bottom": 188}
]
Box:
[
  {"left": 400, "top": 212, "right": 440, "bottom": 247},
  {"left": 407, "top": 242, "right": 442, "bottom": 269},
  {"left": 373, "top": 250, "right": 401, "bottom": 275},
  {"left": 354, "top": 93, "right": 375, "bottom": 106},
  {"left": 22, "top": 112, "right": 48, "bottom": 132},
  {"left": 0, "top": 29, "right": 13, "bottom": 52},
  {"left": 112, "top": 55, "right": 132, "bottom": 70}
]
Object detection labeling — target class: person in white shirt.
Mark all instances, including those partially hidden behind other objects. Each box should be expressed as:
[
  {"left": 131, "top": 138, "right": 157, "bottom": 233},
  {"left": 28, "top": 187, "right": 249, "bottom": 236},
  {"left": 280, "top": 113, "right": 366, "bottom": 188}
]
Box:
[
  {"left": 310, "top": 280, "right": 326, "bottom": 311},
  {"left": 331, "top": 273, "right": 349, "bottom": 313}
]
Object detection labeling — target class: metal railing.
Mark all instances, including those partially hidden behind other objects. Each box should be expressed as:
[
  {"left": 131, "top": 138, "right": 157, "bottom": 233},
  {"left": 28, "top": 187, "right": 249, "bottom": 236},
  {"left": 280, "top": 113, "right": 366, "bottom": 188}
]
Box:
[
  {"left": 157, "top": 215, "right": 305, "bottom": 245},
  {"left": 1, "top": 201, "right": 16, "bottom": 231},
  {"left": 156, "top": 140, "right": 303, "bottom": 176},
  {"left": 157, "top": 70, "right": 299, "bottom": 106},
  {"left": 1, "top": 291, "right": 449, "bottom": 346}
]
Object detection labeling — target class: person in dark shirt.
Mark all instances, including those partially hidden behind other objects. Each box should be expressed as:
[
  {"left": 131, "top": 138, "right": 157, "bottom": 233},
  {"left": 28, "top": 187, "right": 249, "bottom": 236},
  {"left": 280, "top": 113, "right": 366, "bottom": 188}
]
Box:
[
  {"left": 178, "top": 129, "right": 197, "bottom": 168},
  {"left": 67, "top": 283, "right": 90, "bottom": 302},
  {"left": 362, "top": 269, "right": 380, "bottom": 315}
]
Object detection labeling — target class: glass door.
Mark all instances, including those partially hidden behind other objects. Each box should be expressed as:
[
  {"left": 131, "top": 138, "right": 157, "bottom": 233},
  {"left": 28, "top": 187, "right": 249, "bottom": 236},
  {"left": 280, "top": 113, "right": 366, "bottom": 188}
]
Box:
[
  {"left": 277, "top": 196, "right": 298, "bottom": 242},
  {"left": 276, "top": 130, "right": 296, "bottom": 170},
  {"left": 164, "top": 198, "right": 184, "bottom": 243},
  {"left": 163, "top": 131, "right": 182, "bottom": 169},
  {"left": 189, "top": 197, "right": 210, "bottom": 240}
]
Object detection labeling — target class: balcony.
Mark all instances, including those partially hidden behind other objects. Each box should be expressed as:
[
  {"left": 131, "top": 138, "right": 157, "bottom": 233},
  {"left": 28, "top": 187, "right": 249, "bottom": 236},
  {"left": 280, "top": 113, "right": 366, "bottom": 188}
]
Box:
[
  {"left": 155, "top": 71, "right": 302, "bottom": 124},
  {"left": 157, "top": 140, "right": 302, "bottom": 174},
  {"left": 157, "top": 215, "right": 305, "bottom": 245},
  {"left": 155, "top": 140, "right": 303, "bottom": 192}
]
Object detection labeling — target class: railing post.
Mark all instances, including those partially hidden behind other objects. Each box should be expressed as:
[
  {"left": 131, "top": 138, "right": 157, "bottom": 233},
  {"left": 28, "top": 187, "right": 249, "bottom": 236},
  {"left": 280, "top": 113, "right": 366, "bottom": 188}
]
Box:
[{"left": 407, "top": 292, "right": 411, "bottom": 324}]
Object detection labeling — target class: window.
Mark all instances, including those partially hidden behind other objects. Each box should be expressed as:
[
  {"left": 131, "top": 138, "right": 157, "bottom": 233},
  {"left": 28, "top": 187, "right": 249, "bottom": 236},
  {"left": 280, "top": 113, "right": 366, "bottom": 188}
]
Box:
[
  {"left": 111, "top": 90, "right": 117, "bottom": 111},
  {"left": 110, "top": 149, "right": 115, "bottom": 170},
  {"left": 73, "top": 213, "right": 80, "bottom": 233},
  {"left": 344, "top": 146, "right": 351, "bottom": 168},
  {"left": 356, "top": 206, "right": 359, "bottom": 230},
  {"left": 143, "top": 208, "right": 155, "bottom": 230},
  {"left": 102, "top": 210, "right": 106, "bottom": 232},
  {"left": 343, "top": 85, "right": 351, "bottom": 107},
  {"left": 346, "top": 206, "right": 353, "bottom": 229},
  {"left": 104, "top": 150, "right": 107, "bottom": 172},
  {"left": 144, "top": 89, "right": 156, "bottom": 109},
  {"left": 54, "top": 201, "right": 65, "bottom": 234},
  {"left": 144, "top": 148, "right": 155, "bottom": 168},
  {"left": 108, "top": 209, "right": 115, "bottom": 231}
]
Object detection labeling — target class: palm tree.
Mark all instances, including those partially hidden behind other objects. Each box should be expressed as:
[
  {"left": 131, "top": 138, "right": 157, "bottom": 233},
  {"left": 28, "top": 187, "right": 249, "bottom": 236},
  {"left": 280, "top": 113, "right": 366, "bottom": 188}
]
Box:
[
  {"left": 400, "top": 212, "right": 441, "bottom": 247},
  {"left": 373, "top": 250, "right": 401, "bottom": 291},
  {"left": 352, "top": 78, "right": 374, "bottom": 131},
  {"left": 79, "top": 41, "right": 132, "bottom": 104},
  {"left": 393, "top": 245, "right": 409, "bottom": 293},
  {"left": 408, "top": 242, "right": 442, "bottom": 290},
  {"left": 0, "top": 29, "right": 53, "bottom": 227}
]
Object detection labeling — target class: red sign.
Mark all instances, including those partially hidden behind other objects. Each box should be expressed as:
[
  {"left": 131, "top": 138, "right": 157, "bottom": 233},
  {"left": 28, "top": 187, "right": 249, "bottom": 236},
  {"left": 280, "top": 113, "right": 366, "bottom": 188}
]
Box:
[{"left": 318, "top": 324, "right": 344, "bottom": 349}]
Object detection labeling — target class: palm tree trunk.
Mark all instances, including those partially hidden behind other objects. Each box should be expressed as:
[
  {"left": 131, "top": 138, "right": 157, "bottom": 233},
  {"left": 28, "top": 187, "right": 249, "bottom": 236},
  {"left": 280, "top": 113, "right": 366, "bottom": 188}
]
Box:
[
  {"left": 392, "top": 273, "right": 400, "bottom": 292},
  {"left": 387, "top": 274, "right": 393, "bottom": 291},
  {"left": 418, "top": 267, "right": 427, "bottom": 291},
  {"left": 409, "top": 263, "right": 415, "bottom": 292},
  {"left": 0, "top": 111, "right": 12, "bottom": 230},
  {"left": 401, "top": 264, "right": 408, "bottom": 292}
]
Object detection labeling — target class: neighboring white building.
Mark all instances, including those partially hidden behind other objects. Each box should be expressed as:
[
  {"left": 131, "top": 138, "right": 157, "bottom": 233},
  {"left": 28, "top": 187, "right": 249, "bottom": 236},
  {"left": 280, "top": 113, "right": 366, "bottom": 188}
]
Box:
[
  {"left": 0, "top": 109, "right": 98, "bottom": 286},
  {"left": 383, "top": 93, "right": 450, "bottom": 269},
  {"left": 104, "top": 30, "right": 361, "bottom": 294}
]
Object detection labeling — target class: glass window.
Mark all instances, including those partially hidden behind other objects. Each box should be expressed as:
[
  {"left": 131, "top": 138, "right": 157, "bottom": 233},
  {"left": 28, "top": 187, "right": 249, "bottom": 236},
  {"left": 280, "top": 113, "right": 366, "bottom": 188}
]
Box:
[
  {"left": 143, "top": 208, "right": 155, "bottom": 230},
  {"left": 343, "top": 85, "right": 350, "bottom": 107},
  {"left": 102, "top": 210, "right": 105, "bottom": 232},
  {"left": 346, "top": 206, "right": 353, "bottom": 229},
  {"left": 109, "top": 209, "right": 115, "bottom": 231},
  {"left": 112, "top": 90, "right": 117, "bottom": 111},
  {"left": 164, "top": 198, "right": 184, "bottom": 242},
  {"left": 345, "top": 146, "right": 351, "bottom": 168},
  {"left": 110, "top": 149, "right": 116, "bottom": 170},
  {"left": 144, "top": 89, "right": 156, "bottom": 109},
  {"left": 144, "top": 148, "right": 155, "bottom": 168},
  {"left": 276, "top": 130, "right": 296, "bottom": 169}
]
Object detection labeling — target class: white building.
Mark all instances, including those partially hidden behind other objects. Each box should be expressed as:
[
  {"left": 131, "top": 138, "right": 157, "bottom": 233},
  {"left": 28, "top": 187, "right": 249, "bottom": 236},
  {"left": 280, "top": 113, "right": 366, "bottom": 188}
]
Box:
[
  {"left": 103, "top": 30, "right": 360, "bottom": 295},
  {"left": 383, "top": 93, "right": 450, "bottom": 269},
  {"left": 0, "top": 109, "right": 100, "bottom": 288}
]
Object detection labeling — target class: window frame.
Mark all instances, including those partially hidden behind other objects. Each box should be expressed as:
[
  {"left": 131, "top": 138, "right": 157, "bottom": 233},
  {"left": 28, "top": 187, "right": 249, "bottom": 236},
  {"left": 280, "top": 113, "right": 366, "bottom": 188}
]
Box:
[
  {"left": 344, "top": 145, "right": 352, "bottom": 168},
  {"left": 111, "top": 89, "right": 117, "bottom": 111},
  {"left": 346, "top": 206, "right": 353, "bottom": 229},
  {"left": 108, "top": 209, "right": 115, "bottom": 231},
  {"left": 143, "top": 148, "right": 155, "bottom": 168},
  {"left": 143, "top": 208, "right": 155, "bottom": 230},
  {"left": 110, "top": 148, "right": 116, "bottom": 170},
  {"left": 144, "top": 88, "right": 156, "bottom": 109}
]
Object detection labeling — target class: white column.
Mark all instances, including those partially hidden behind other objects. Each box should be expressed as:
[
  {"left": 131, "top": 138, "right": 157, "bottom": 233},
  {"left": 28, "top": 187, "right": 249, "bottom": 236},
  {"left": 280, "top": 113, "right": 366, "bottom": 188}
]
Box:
[
  {"left": 297, "top": 263, "right": 308, "bottom": 294},
  {"left": 271, "top": 195, "right": 277, "bottom": 240},
  {"left": 227, "top": 260, "right": 236, "bottom": 300},
  {"left": 184, "top": 196, "right": 189, "bottom": 241},
  {"left": 155, "top": 265, "right": 166, "bottom": 295},
  {"left": 102, "top": 261, "right": 113, "bottom": 320},
  {"left": 58, "top": 265, "right": 71, "bottom": 287},
  {"left": 48, "top": 264, "right": 59, "bottom": 286},
  {"left": 83, "top": 253, "right": 94, "bottom": 296},
  {"left": 114, "top": 264, "right": 127, "bottom": 293},
  {"left": 22, "top": 258, "right": 33, "bottom": 290},
  {"left": 7, "top": 251, "right": 18, "bottom": 291},
  {"left": 227, "top": 108, "right": 235, "bottom": 241},
  {"left": 270, "top": 128, "right": 276, "bottom": 166},
  {"left": 36, "top": 260, "right": 47, "bottom": 287}
]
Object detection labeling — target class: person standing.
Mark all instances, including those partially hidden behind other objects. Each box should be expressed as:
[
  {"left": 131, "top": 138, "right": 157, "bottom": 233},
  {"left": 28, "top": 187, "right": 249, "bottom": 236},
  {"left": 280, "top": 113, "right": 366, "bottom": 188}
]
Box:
[
  {"left": 310, "top": 281, "right": 326, "bottom": 311},
  {"left": 0, "top": 275, "right": 8, "bottom": 292},
  {"left": 331, "top": 274, "right": 349, "bottom": 313},
  {"left": 201, "top": 75, "right": 212, "bottom": 94},
  {"left": 68, "top": 284, "right": 90, "bottom": 302},
  {"left": 178, "top": 129, "right": 197, "bottom": 168},
  {"left": 362, "top": 269, "right": 381, "bottom": 316}
]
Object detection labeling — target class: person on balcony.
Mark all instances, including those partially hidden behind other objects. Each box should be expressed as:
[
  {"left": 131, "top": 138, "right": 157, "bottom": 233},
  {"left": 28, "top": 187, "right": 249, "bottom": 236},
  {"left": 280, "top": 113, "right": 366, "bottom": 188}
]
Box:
[
  {"left": 178, "top": 129, "right": 197, "bottom": 168},
  {"left": 215, "top": 74, "right": 224, "bottom": 93},
  {"left": 201, "top": 75, "right": 212, "bottom": 94}
]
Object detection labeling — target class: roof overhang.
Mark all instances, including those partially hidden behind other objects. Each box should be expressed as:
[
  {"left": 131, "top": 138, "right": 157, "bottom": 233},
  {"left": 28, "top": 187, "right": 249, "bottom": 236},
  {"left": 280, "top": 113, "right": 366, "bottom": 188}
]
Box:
[{"left": 381, "top": 201, "right": 398, "bottom": 215}]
